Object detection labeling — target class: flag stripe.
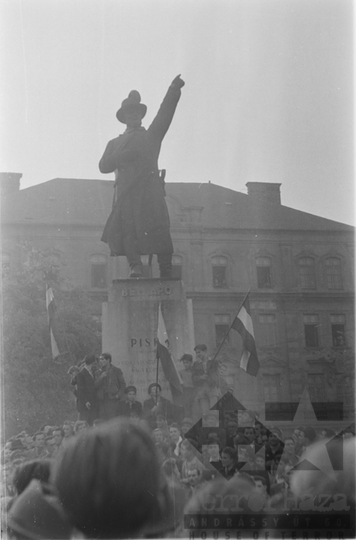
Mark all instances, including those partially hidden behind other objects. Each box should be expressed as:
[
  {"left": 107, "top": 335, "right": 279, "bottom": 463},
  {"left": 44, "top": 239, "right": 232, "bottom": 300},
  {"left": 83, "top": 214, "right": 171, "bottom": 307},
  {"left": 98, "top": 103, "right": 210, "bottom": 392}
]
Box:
[
  {"left": 234, "top": 305, "right": 255, "bottom": 338},
  {"left": 240, "top": 349, "right": 250, "bottom": 371},
  {"left": 46, "top": 285, "right": 60, "bottom": 360},
  {"left": 157, "top": 304, "right": 183, "bottom": 393},
  {"left": 50, "top": 329, "right": 61, "bottom": 358},
  {"left": 231, "top": 295, "right": 260, "bottom": 377}
]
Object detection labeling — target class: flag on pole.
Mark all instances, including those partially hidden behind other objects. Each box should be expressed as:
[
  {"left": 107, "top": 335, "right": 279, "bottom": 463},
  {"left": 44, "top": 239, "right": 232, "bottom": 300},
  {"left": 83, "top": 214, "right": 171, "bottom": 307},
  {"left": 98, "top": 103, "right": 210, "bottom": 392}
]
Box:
[
  {"left": 156, "top": 303, "right": 183, "bottom": 395},
  {"left": 231, "top": 295, "right": 260, "bottom": 376},
  {"left": 46, "top": 284, "right": 61, "bottom": 360}
]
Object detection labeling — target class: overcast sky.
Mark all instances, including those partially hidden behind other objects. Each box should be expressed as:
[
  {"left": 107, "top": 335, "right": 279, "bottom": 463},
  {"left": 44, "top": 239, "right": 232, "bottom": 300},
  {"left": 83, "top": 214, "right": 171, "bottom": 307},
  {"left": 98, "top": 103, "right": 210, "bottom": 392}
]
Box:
[{"left": 1, "top": 0, "right": 354, "bottom": 225}]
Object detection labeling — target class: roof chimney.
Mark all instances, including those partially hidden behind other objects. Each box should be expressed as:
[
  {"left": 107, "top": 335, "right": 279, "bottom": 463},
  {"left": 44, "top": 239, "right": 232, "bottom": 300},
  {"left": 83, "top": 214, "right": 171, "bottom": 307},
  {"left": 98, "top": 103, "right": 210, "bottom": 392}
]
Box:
[
  {"left": 246, "top": 182, "right": 281, "bottom": 205},
  {"left": 0, "top": 172, "right": 22, "bottom": 196}
]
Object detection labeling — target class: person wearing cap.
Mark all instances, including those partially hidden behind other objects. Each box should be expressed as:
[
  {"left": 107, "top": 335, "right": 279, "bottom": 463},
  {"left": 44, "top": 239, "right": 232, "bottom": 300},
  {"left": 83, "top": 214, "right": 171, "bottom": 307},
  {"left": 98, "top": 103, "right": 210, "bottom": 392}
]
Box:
[
  {"left": 117, "top": 385, "right": 143, "bottom": 417},
  {"left": 76, "top": 354, "right": 98, "bottom": 426},
  {"left": 99, "top": 75, "right": 185, "bottom": 279},
  {"left": 143, "top": 383, "right": 173, "bottom": 429}
]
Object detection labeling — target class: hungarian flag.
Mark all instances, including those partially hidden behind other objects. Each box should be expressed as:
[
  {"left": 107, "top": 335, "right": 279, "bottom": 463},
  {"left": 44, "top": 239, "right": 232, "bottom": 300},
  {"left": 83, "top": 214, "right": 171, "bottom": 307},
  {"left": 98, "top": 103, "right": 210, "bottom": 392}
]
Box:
[
  {"left": 231, "top": 295, "right": 260, "bottom": 376},
  {"left": 46, "top": 284, "right": 61, "bottom": 360},
  {"left": 156, "top": 303, "right": 183, "bottom": 396}
]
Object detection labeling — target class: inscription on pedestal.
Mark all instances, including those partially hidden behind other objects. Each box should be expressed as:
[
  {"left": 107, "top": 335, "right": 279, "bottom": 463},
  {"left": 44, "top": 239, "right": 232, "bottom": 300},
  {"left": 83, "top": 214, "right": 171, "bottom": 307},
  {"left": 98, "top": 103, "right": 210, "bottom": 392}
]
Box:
[
  {"left": 102, "top": 279, "right": 195, "bottom": 404},
  {"left": 122, "top": 285, "right": 172, "bottom": 297}
]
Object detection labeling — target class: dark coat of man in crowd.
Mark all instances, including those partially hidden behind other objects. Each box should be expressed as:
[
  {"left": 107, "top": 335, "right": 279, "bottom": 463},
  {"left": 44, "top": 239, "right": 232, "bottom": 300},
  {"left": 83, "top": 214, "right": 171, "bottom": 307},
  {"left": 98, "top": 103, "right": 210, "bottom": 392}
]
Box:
[
  {"left": 99, "top": 75, "right": 185, "bottom": 278},
  {"left": 95, "top": 353, "right": 126, "bottom": 421},
  {"left": 143, "top": 383, "right": 173, "bottom": 430},
  {"left": 117, "top": 386, "right": 143, "bottom": 417},
  {"left": 76, "top": 355, "right": 98, "bottom": 426}
]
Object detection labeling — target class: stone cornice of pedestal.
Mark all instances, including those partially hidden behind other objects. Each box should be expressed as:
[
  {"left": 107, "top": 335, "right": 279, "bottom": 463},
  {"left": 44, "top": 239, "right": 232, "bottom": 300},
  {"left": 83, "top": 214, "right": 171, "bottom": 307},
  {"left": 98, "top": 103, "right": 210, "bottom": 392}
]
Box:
[{"left": 185, "top": 290, "right": 354, "bottom": 299}]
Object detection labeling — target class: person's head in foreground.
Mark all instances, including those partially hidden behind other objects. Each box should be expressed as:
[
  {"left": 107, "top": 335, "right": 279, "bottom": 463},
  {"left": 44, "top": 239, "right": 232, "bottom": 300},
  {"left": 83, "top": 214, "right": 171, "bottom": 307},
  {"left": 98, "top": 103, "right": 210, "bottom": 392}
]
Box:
[
  {"left": 6, "top": 479, "right": 73, "bottom": 540},
  {"left": 52, "top": 418, "right": 172, "bottom": 538}
]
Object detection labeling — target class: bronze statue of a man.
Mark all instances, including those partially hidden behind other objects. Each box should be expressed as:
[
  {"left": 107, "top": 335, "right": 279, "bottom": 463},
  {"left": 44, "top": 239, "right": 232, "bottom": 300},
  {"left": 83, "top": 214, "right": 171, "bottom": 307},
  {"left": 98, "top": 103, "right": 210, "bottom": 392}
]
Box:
[{"left": 99, "top": 75, "right": 185, "bottom": 278}]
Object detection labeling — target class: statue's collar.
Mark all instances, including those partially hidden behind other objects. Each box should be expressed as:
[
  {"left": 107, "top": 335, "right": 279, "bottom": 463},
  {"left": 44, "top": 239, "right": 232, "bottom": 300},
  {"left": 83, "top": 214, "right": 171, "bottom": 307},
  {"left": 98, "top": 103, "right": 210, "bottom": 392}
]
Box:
[{"left": 124, "top": 126, "right": 146, "bottom": 134}]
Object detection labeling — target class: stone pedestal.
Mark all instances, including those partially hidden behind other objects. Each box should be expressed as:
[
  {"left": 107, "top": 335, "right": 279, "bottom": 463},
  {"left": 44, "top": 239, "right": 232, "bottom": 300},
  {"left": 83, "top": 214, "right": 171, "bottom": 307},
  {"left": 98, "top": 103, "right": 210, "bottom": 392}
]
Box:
[{"left": 102, "top": 278, "right": 195, "bottom": 404}]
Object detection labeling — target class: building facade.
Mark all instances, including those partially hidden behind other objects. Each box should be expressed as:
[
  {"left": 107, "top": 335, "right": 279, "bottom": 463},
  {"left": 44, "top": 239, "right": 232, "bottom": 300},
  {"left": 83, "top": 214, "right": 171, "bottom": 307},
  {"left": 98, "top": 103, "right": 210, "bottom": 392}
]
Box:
[{"left": 1, "top": 174, "right": 354, "bottom": 421}]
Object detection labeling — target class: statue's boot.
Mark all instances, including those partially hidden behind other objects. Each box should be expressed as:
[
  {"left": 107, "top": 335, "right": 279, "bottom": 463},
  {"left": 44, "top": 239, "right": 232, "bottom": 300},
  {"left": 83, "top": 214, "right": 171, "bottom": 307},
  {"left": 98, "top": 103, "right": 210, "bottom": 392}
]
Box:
[
  {"left": 129, "top": 263, "right": 143, "bottom": 278},
  {"left": 158, "top": 253, "right": 172, "bottom": 278}
]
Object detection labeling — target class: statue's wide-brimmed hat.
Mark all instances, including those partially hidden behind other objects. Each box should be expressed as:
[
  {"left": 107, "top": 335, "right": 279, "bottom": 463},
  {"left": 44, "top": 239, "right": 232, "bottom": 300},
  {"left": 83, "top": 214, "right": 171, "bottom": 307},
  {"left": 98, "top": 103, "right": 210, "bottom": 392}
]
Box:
[{"left": 116, "top": 90, "right": 147, "bottom": 123}]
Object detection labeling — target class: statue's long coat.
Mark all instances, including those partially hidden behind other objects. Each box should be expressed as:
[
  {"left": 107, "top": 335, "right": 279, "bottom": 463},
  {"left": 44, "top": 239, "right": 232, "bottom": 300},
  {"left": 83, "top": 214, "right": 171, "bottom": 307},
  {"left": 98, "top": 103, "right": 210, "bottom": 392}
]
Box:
[{"left": 100, "top": 85, "right": 182, "bottom": 256}]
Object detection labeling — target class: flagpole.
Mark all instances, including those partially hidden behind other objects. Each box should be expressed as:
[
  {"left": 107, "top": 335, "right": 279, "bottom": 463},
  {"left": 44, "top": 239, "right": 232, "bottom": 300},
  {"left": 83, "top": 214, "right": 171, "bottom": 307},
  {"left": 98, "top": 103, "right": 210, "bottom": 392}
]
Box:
[
  {"left": 155, "top": 303, "right": 161, "bottom": 404},
  {"left": 155, "top": 349, "right": 160, "bottom": 404},
  {"left": 211, "top": 287, "right": 252, "bottom": 363}
]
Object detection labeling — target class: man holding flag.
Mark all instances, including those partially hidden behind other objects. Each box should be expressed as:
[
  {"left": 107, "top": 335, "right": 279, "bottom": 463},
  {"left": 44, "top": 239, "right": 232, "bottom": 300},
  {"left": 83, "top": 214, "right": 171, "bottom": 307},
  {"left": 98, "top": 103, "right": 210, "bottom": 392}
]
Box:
[
  {"left": 143, "top": 303, "right": 184, "bottom": 427},
  {"left": 211, "top": 291, "right": 260, "bottom": 378}
]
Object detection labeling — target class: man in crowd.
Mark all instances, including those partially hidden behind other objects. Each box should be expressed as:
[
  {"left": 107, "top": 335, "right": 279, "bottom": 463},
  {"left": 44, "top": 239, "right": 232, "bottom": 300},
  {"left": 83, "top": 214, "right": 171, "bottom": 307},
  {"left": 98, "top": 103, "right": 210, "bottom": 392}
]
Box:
[
  {"left": 187, "top": 468, "right": 202, "bottom": 496},
  {"left": 169, "top": 423, "right": 183, "bottom": 457},
  {"left": 221, "top": 446, "right": 238, "bottom": 480},
  {"left": 296, "top": 426, "right": 317, "bottom": 457},
  {"left": 44, "top": 435, "right": 58, "bottom": 457},
  {"left": 181, "top": 417, "right": 194, "bottom": 438},
  {"left": 281, "top": 436, "right": 299, "bottom": 467},
  {"left": 178, "top": 354, "right": 196, "bottom": 418},
  {"left": 95, "top": 353, "right": 126, "bottom": 421},
  {"left": 27, "top": 432, "right": 47, "bottom": 459},
  {"left": 62, "top": 421, "right": 74, "bottom": 441},
  {"left": 196, "top": 411, "right": 226, "bottom": 449},
  {"left": 118, "top": 385, "right": 143, "bottom": 417},
  {"left": 253, "top": 476, "right": 269, "bottom": 508},
  {"left": 192, "top": 344, "right": 220, "bottom": 416},
  {"left": 52, "top": 427, "right": 64, "bottom": 451},
  {"left": 205, "top": 439, "right": 223, "bottom": 474},
  {"left": 225, "top": 417, "right": 239, "bottom": 447},
  {"left": 76, "top": 354, "right": 98, "bottom": 426},
  {"left": 237, "top": 409, "right": 256, "bottom": 428},
  {"left": 265, "top": 428, "right": 285, "bottom": 475},
  {"left": 143, "top": 383, "right": 173, "bottom": 429},
  {"left": 180, "top": 439, "right": 205, "bottom": 482}
]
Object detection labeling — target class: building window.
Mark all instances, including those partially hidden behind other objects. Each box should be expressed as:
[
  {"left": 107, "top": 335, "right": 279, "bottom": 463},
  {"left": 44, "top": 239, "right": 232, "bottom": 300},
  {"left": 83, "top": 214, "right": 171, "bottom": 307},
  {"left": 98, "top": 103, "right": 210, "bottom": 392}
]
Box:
[
  {"left": 90, "top": 255, "right": 108, "bottom": 288},
  {"left": 307, "top": 374, "right": 326, "bottom": 402},
  {"left": 1, "top": 252, "right": 10, "bottom": 272},
  {"left": 258, "top": 314, "right": 277, "bottom": 347},
  {"left": 330, "top": 314, "right": 346, "bottom": 347},
  {"left": 304, "top": 315, "right": 319, "bottom": 347},
  {"left": 263, "top": 374, "right": 281, "bottom": 401},
  {"left": 212, "top": 256, "right": 227, "bottom": 288},
  {"left": 214, "top": 314, "right": 230, "bottom": 347},
  {"left": 299, "top": 257, "right": 316, "bottom": 289},
  {"left": 171, "top": 254, "right": 183, "bottom": 279},
  {"left": 325, "top": 258, "right": 342, "bottom": 290},
  {"left": 256, "top": 257, "right": 271, "bottom": 288}
]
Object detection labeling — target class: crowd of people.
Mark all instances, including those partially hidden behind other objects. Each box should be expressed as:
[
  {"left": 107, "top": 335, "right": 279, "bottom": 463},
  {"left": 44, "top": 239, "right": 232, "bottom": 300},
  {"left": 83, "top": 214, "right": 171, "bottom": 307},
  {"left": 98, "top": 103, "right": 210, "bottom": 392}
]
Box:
[
  {"left": 1, "top": 346, "right": 355, "bottom": 538},
  {"left": 66, "top": 345, "right": 225, "bottom": 428}
]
